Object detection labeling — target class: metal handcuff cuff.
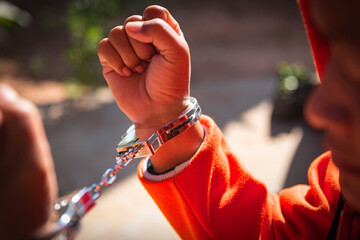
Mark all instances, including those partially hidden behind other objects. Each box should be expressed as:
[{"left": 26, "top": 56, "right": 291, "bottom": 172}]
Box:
[{"left": 43, "top": 97, "right": 201, "bottom": 240}]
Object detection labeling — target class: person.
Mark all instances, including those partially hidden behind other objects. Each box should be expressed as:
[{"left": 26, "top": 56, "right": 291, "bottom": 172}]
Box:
[
  {"left": 1, "top": 0, "right": 359, "bottom": 239},
  {"left": 98, "top": 0, "right": 360, "bottom": 239},
  {"left": 0, "top": 84, "right": 58, "bottom": 239}
]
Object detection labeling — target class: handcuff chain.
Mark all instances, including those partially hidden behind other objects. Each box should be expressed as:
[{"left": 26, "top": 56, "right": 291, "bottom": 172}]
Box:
[
  {"left": 93, "top": 144, "right": 143, "bottom": 196},
  {"left": 50, "top": 97, "right": 201, "bottom": 239},
  {"left": 50, "top": 145, "right": 143, "bottom": 240}
]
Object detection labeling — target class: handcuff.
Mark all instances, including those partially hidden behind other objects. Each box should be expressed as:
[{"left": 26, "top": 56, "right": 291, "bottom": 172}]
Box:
[{"left": 41, "top": 97, "right": 201, "bottom": 240}]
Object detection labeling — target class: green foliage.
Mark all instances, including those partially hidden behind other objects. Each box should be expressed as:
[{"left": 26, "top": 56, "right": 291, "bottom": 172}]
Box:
[
  {"left": 277, "top": 61, "right": 309, "bottom": 94},
  {"left": 0, "top": 1, "right": 32, "bottom": 29},
  {"left": 1, "top": 0, "right": 163, "bottom": 90},
  {"left": 273, "top": 61, "right": 314, "bottom": 119},
  {"left": 63, "top": 0, "right": 152, "bottom": 87},
  {"left": 64, "top": 81, "right": 89, "bottom": 99},
  {"left": 29, "top": 52, "right": 47, "bottom": 78},
  {"left": 0, "top": 1, "right": 32, "bottom": 46}
]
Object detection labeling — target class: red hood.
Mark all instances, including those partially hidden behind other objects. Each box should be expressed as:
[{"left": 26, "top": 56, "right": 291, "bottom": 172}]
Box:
[{"left": 298, "top": 0, "right": 330, "bottom": 82}]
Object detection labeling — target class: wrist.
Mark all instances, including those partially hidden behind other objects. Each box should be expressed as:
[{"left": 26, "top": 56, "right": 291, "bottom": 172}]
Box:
[
  {"left": 116, "top": 97, "right": 202, "bottom": 167},
  {"left": 149, "top": 120, "right": 204, "bottom": 173},
  {"left": 135, "top": 98, "right": 192, "bottom": 141}
]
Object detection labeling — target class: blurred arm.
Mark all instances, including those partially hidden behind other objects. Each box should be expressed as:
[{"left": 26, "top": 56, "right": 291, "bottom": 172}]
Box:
[{"left": 0, "top": 85, "right": 58, "bottom": 239}]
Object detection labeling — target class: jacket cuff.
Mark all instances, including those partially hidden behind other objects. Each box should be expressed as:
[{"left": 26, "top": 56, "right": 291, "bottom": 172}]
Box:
[
  {"left": 142, "top": 157, "right": 191, "bottom": 181},
  {"left": 140, "top": 122, "right": 207, "bottom": 182}
]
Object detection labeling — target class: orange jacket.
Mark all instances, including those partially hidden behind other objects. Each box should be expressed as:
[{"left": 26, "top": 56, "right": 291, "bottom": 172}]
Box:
[
  {"left": 137, "top": 0, "right": 358, "bottom": 239},
  {"left": 138, "top": 115, "right": 340, "bottom": 239}
]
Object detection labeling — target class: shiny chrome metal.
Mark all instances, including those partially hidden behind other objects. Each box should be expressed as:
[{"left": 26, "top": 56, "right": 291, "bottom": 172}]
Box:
[
  {"left": 46, "top": 97, "right": 201, "bottom": 239},
  {"left": 116, "top": 97, "right": 201, "bottom": 159}
]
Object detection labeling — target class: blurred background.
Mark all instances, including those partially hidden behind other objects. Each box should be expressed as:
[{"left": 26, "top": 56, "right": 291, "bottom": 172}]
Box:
[{"left": 0, "top": 0, "right": 324, "bottom": 239}]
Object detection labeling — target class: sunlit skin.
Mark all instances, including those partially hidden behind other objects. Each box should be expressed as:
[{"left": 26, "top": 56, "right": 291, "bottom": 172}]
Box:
[
  {"left": 305, "top": 0, "right": 360, "bottom": 212},
  {"left": 98, "top": 4, "right": 360, "bottom": 212},
  {"left": 98, "top": 6, "right": 204, "bottom": 173},
  {"left": 1, "top": 1, "right": 360, "bottom": 238}
]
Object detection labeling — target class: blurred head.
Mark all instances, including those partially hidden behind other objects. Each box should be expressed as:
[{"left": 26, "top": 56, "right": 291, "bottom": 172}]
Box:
[{"left": 305, "top": 0, "right": 360, "bottom": 211}]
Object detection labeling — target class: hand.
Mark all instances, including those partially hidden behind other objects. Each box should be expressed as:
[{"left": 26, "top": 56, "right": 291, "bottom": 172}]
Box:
[
  {"left": 99, "top": 6, "right": 204, "bottom": 173},
  {"left": 98, "top": 6, "right": 191, "bottom": 134},
  {"left": 0, "top": 85, "right": 58, "bottom": 239}
]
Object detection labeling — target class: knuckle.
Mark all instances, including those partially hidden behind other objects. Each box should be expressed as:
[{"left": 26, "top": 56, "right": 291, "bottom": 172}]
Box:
[
  {"left": 144, "top": 5, "right": 167, "bottom": 20},
  {"left": 18, "top": 101, "right": 38, "bottom": 119},
  {"left": 150, "top": 18, "right": 167, "bottom": 35},
  {"left": 124, "top": 15, "right": 142, "bottom": 25},
  {"left": 114, "top": 61, "right": 125, "bottom": 71},
  {"left": 126, "top": 59, "right": 142, "bottom": 69},
  {"left": 12, "top": 100, "right": 39, "bottom": 125},
  {"left": 120, "top": 50, "right": 141, "bottom": 68},
  {"left": 151, "top": 18, "right": 165, "bottom": 28},
  {"left": 98, "top": 38, "right": 110, "bottom": 54},
  {"left": 137, "top": 47, "right": 156, "bottom": 61},
  {"left": 108, "top": 26, "right": 125, "bottom": 40}
]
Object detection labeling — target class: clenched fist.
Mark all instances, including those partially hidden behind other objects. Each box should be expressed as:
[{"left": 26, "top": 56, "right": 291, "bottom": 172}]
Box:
[{"left": 98, "top": 6, "right": 191, "bottom": 135}]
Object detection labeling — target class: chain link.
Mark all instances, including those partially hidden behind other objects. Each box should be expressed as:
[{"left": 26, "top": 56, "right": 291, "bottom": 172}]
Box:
[{"left": 89, "top": 144, "right": 142, "bottom": 199}]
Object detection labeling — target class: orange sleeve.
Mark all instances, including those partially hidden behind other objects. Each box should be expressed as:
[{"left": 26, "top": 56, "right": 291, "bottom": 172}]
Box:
[{"left": 138, "top": 115, "right": 340, "bottom": 239}]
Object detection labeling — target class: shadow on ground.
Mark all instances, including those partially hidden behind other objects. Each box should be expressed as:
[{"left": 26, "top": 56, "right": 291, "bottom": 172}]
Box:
[{"left": 270, "top": 115, "right": 324, "bottom": 188}]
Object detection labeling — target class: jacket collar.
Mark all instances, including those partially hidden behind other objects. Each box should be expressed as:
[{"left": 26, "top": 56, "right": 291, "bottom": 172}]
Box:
[{"left": 298, "top": 0, "right": 330, "bottom": 82}]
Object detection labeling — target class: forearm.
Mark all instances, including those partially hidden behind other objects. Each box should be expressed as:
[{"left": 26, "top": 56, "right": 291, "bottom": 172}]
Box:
[{"left": 0, "top": 85, "right": 58, "bottom": 240}]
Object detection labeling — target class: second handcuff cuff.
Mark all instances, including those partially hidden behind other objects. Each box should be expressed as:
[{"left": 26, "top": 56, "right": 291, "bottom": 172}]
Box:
[{"left": 44, "top": 97, "right": 201, "bottom": 240}]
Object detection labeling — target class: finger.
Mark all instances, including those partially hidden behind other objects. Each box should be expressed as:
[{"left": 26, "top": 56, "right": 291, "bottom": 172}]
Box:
[
  {"left": 108, "top": 26, "right": 146, "bottom": 73},
  {"left": 0, "top": 110, "right": 3, "bottom": 129},
  {"left": 124, "top": 15, "right": 156, "bottom": 62},
  {"left": 125, "top": 19, "right": 189, "bottom": 63},
  {"left": 0, "top": 85, "right": 45, "bottom": 156},
  {"left": 0, "top": 84, "right": 18, "bottom": 102},
  {"left": 98, "top": 38, "right": 132, "bottom": 77},
  {"left": 0, "top": 88, "right": 49, "bottom": 179},
  {"left": 0, "top": 85, "right": 18, "bottom": 126},
  {"left": 0, "top": 84, "right": 18, "bottom": 132},
  {"left": 0, "top": 85, "right": 17, "bottom": 154},
  {"left": 143, "top": 5, "right": 182, "bottom": 36},
  {"left": 0, "top": 99, "right": 46, "bottom": 162}
]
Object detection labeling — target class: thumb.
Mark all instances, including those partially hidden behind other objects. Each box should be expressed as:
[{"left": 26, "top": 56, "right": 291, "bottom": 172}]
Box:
[
  {"left": 125, "top": 19, "right": 189, "bottom": 63},
  {"left": 142, "top": 5, "right": 183, "bottom": 36}
]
